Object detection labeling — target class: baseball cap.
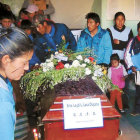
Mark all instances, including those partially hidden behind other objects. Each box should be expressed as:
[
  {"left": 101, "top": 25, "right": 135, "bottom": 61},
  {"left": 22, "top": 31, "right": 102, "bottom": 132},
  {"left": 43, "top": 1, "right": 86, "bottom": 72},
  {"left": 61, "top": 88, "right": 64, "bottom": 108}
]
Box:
[{"left": 26, "top": 4, "right": 39, "bottom": 13}]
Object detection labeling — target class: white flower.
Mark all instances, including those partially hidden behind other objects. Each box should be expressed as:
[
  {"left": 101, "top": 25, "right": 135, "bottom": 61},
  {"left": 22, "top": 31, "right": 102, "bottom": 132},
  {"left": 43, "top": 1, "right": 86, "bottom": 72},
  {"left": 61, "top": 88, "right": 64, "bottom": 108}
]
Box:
[
  {"left": 72, "top": 60, "right": 80, "bottom": 67},
  {"left": 55, "top": 51, "right": 59, "bottom": 55},
  {"left": 59, "top": 53, "right": 65, "bottom": 56},
  {"left": 50, "top": 54, "right": 54, "bottom": 60},
  {"left": 43, "top": 67, "right": 48, "bottom": 72},
  {"left": 64, "top": 63, "right": 70, "bottom": 68},
  {"left": 94, "top": 69, "right": 103, "bottom": 77},
  {"left": 69, "top": 65, "right": 73, "bottom": 68},
  {"left": 76, "top": 55, "right": 83, "bottom": 61},
  {"left": 85, "top": 68, "right": 91, "bottom": 75},
  {"left": 40, "top": 63, "right": 45, "bottom": 67},
  {"left": 84, "top": 58, "right": 90, "bottom": 63},
  {"left": 98, "top": 68, "right": 102, "bottom": 72},
  {"left": 46, "top": 62, "right": 54, "bottom": 69},
  {"left": 92, "top": 76, "right": 97, "bottom": 80},
  {"left": 81, "top": 63, "right": 86, "bottom": 67},
  {"left": 35, "top": 63, "right": 39, "bottom": 66},
  {"left": 45, "top": 59, "right": 52, "bottom": 63}
]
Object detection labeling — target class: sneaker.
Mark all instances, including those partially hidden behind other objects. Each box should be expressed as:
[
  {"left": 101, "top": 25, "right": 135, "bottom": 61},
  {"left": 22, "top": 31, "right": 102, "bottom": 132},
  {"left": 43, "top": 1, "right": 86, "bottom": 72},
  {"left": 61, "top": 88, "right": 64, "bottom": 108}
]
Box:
[
  {"left": 130, "top": 112, "right": 140, "bottom": 116},
  {"left": 120, "top": 109, "right": 125, "bottom": 113}
]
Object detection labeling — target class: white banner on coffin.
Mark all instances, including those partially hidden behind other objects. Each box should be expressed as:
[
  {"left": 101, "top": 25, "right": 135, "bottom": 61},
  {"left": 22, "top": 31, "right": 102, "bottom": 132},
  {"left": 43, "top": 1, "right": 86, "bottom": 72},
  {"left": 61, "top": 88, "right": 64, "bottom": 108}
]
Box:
[
  {"left": 63, "top": 98, "right": 103, "bottom": 130},
  {"left": 54, "top": 55, "right": 68, "bottom": 61}
]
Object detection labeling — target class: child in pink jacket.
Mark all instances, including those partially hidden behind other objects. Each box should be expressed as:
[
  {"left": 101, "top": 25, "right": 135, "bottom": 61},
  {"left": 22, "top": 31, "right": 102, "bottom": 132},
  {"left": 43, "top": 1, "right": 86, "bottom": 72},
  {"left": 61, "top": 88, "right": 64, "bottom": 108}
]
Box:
[{"left": 108, "top": 53, "right": 127, "bottom": 113}]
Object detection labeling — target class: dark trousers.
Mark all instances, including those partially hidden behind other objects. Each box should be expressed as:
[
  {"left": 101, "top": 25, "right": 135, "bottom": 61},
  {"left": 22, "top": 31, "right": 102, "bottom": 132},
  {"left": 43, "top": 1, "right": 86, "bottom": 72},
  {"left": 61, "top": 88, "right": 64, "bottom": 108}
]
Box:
[{"left": 134, "top": 85, "right": 140, "bottom": 113}]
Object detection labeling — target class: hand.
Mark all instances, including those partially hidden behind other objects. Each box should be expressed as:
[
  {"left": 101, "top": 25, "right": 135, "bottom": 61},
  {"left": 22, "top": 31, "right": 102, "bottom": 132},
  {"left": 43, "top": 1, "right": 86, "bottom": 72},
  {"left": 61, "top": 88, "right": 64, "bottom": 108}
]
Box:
[
  {"left": 132, "top": 66, "right": 137, "bottom": 72},
  {"left": 113, "top": 39, "right": 120, "bottom": 44}
]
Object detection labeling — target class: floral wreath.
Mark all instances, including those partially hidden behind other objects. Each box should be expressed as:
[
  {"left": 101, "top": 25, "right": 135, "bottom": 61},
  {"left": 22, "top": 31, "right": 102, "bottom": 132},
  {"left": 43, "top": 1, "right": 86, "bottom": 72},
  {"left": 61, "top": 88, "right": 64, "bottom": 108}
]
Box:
[{"left": 20, "top": 48, "right": 119, "bottom": 101}]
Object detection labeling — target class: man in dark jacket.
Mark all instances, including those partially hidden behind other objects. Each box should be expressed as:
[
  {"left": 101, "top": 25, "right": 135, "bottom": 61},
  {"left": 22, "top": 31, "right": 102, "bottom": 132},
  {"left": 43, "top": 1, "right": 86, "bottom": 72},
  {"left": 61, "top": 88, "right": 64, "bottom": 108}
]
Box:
[{"left": 32, "top": 14, "right": 76, "bottom": 62}]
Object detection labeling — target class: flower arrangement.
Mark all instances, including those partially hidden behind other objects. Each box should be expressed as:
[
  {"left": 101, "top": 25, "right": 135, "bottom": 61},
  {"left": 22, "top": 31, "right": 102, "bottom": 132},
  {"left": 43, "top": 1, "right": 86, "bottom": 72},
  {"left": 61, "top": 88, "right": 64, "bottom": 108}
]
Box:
[{"left": 20, "top": 50, "right": 118, "bottom": 101}]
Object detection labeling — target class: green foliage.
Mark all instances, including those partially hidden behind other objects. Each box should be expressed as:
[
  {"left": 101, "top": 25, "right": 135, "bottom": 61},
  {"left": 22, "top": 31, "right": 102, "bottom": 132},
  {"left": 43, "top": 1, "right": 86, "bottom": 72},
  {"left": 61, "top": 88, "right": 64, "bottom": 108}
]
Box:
[
  {"left": 21, "top": 67, "right": 86, "bottom": 101},
  {"left": 20, "top": 48, "right": 119, "bottom": 101}
]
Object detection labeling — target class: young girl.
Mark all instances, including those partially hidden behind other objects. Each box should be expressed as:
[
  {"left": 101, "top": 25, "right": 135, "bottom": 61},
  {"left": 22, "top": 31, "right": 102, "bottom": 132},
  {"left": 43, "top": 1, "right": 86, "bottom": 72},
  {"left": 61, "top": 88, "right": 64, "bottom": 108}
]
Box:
[
  {"left": 108, "top": 53, "right": 127, "bottom": 113},
  {"left": 0, "top": 27, "right": 33, "bottom": 140}
]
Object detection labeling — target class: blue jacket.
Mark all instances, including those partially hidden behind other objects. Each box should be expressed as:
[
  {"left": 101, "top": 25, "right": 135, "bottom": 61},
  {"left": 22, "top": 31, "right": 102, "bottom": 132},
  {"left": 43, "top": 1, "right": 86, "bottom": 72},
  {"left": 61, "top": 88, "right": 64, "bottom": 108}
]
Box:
[
  {"left": 0, "top": 78, "right": 15, "bottom": 140},
  {"left": 76, "top": 26, "right": 112, "bottom": 65},
  {"left": 28, "top": 34, "right": 41, "bottom": 69},
  {"left": 34, "top": 23, "right": 77, "bottom": 62},
  {"left": 125, "top": 37, "right": 140, "bottom": 73}
]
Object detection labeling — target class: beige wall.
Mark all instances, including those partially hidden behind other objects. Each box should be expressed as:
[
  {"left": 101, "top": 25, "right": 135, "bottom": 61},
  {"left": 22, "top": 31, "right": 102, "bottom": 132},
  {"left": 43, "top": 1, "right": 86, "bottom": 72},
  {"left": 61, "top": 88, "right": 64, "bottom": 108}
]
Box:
[{"left": 51, "top": 0, "right": 94, "bottom": 29}]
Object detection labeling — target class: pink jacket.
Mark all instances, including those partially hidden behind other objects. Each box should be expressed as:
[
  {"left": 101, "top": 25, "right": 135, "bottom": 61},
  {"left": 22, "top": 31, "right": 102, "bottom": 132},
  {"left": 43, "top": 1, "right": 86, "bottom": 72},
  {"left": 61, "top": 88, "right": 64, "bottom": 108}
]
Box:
[{"left": 108, "top": 63, "right": 127, "bottom": 89}]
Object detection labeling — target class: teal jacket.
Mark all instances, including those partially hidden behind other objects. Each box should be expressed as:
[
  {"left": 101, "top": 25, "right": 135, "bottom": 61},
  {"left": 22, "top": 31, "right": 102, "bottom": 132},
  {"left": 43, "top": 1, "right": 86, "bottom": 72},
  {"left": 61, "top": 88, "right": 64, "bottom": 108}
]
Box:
[
  {"left": 0, "top": 78, "right": 15, "bottom": 140},
  {"left": 76, "top": 26, "right": 112, "bottom": 65}
]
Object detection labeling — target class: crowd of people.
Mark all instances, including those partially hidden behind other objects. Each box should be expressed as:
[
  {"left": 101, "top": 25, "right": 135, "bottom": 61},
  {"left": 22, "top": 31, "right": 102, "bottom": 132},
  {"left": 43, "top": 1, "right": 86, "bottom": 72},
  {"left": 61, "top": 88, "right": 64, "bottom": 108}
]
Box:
[{"left": 0, "top": 1, "right": 140, "bottom": 140}]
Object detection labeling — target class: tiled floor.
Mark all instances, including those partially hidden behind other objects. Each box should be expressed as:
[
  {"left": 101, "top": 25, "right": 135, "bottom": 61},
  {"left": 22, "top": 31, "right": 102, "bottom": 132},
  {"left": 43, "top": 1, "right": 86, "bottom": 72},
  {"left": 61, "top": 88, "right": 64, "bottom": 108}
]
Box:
[
  {"left": 117, "top": 114, "right": 140, "bottom": 140},
  {"left": 116, "top": 82, "right": 140, "bottom": 140}
]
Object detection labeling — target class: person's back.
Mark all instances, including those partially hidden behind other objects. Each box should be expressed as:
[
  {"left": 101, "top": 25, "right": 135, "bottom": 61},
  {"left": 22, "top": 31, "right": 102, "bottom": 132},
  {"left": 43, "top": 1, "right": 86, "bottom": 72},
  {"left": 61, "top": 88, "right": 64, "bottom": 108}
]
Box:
[{"left": 76, "top": 12, "right": 112, "bottom": 66}]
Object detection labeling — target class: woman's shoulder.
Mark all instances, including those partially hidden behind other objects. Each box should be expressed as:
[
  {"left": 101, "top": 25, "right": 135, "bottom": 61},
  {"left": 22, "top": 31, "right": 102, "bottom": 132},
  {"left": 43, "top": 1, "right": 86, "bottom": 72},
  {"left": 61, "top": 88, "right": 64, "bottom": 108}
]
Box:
[{"left": 0, "top": 78, "right": 9, "bottom": 91}]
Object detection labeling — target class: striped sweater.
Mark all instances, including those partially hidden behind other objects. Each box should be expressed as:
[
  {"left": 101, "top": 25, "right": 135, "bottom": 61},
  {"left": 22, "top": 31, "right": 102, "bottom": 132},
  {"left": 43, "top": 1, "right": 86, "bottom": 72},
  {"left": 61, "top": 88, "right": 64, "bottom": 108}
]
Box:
[{"left": 14, "top": 112, "right": 29, "bottom": 140}]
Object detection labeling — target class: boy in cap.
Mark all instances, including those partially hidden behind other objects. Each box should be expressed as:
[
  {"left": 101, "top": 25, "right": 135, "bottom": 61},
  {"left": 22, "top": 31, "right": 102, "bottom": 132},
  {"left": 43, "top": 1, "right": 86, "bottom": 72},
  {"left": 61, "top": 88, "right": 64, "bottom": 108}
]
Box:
[{"left": 26, "top": 4, "right": 39, "bottom": 22}]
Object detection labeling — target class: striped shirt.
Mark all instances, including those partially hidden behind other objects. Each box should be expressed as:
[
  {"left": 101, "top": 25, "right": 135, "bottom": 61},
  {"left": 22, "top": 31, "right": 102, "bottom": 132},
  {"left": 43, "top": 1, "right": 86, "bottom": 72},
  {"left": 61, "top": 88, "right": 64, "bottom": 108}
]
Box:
[{"left": 14, "top": 112, "right": 29, "bottom": 140}]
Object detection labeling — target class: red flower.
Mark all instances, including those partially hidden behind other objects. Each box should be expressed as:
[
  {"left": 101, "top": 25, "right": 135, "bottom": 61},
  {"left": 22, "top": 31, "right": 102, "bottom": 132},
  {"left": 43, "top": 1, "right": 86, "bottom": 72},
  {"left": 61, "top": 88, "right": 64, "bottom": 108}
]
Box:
[
  {"left": 88, "top": 57, "right": 94, "bottom": 62},
  {"left": 56, "top": 65, "right": 60, "bottom": 70},
  {"left": 56, "top": 62, "right": 64, "bottom": 70}
]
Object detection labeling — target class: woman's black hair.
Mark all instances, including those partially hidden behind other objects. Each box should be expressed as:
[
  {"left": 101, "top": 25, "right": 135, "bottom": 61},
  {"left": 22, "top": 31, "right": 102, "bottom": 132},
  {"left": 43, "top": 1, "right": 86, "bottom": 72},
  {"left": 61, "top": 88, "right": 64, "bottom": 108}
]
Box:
[
  {"left": 85, "top": 12, "right": 100, "bottom": 24},
  {"left": 114, "top": 12, "right": 125, "bottom": 21},
  {"left": 110, "top": 53, "right": 120, "bottom": 62},
  {"left": 0, "top": 27, "right": 33, "bottom": 61}
]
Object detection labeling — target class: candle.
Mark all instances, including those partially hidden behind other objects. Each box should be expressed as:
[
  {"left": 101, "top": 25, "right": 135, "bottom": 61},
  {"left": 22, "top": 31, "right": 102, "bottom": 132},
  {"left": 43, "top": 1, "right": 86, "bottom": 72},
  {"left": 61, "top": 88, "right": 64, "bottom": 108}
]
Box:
[{"left": 34, "top": 133, "right": 38, "bottom": 140}]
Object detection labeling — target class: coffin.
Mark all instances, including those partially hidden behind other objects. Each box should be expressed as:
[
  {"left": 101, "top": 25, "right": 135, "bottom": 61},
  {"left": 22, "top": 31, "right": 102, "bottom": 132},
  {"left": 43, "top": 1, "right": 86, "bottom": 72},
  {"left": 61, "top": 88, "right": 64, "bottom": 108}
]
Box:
[{"left": 42, "top": 95, "right": 121, "bottom": 140}]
